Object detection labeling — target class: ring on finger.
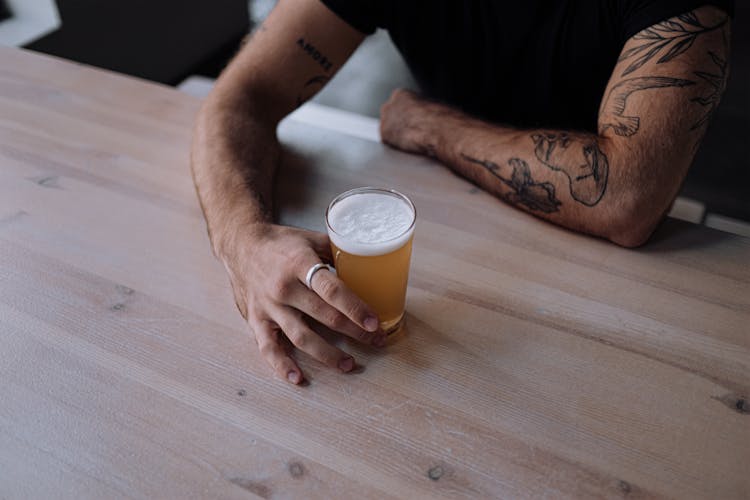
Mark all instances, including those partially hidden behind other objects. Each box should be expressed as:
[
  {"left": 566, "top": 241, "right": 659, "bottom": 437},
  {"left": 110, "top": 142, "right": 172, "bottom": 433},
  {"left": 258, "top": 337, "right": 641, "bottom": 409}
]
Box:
[{"left": 305, "top": 263, "right": 335, "bottom": 290}]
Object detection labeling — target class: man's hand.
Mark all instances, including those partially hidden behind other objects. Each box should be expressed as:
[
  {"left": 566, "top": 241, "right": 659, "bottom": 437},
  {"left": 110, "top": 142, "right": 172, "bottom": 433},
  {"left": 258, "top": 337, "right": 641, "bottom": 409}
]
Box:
[
  {"left": 380, "top": 89, "right": 440, "bottom": 156},
  {"left": 190, "top": 0, "right": 371, "bottom": 383},
  {"left": 221, "top": 223, "right": 384, "bottom": 384}
]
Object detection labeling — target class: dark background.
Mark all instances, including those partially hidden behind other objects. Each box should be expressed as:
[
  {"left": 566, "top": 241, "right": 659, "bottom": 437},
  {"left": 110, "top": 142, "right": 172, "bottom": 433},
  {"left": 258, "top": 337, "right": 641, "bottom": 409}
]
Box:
[
  {"left": 681, "top": 1, "right": 749, "bottom": 221},
  {"left": 25, "top": 0, "right": 249, "bottom": 86},
  {"left": 0, "top": 1, "right": 11, "bottom": 22}
]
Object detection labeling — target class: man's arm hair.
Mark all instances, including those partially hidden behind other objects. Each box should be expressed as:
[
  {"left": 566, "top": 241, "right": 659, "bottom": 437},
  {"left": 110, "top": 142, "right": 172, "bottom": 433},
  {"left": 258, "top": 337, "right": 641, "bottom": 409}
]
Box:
[
  {"left": 392, "top": 5, "right": 729, "bottom": 247},
  {"left": 190, "top": 0, "right": 365, "bottom": 258}
]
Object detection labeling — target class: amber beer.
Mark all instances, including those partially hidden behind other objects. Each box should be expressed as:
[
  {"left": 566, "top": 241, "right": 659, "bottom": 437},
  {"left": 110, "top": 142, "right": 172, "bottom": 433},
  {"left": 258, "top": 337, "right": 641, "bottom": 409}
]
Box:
[{"left": 326, "top": 187, "right": 416, "bottom": 334}]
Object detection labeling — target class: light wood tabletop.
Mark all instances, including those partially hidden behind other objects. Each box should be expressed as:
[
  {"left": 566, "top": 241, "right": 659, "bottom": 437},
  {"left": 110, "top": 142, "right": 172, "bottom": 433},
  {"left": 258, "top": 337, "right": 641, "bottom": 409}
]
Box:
[{"left": 1, "top": 46, "right": 749, "bottom": 499}]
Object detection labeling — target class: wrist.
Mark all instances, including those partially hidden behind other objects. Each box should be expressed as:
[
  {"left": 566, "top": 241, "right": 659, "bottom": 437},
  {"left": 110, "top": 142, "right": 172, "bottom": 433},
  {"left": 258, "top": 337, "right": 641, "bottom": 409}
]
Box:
[
  {"left": 409, "top": 99, "right": 457, "bottom": 158},
  {"left": 212, "top": 216, "right": 271, "bottom": 264}
]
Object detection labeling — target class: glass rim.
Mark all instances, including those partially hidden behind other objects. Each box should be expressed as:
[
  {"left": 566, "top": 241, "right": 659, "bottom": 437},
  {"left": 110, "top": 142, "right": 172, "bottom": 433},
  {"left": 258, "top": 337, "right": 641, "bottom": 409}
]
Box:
[{"left": 325, "top": 187, "right": 416, "bottom": 246}]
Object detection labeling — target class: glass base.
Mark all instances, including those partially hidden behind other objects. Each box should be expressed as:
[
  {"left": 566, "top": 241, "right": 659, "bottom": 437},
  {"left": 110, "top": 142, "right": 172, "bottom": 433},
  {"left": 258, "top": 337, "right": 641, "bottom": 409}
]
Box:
[{"left": 381, "top": 312, "right": 406, "bottom": 336}]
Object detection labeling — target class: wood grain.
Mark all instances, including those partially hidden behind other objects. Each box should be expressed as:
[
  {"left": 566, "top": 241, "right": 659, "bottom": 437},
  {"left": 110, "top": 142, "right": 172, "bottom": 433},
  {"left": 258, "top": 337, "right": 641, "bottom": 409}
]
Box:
[{"left": 1, "top": 47, "right": 749, "bottom": 499}]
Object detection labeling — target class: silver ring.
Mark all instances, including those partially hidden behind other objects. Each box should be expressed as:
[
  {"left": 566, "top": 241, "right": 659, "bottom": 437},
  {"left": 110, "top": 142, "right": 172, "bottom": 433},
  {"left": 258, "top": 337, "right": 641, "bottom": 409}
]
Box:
[{"left": 305, "top": 263, "right": 334, "bottom": 290}]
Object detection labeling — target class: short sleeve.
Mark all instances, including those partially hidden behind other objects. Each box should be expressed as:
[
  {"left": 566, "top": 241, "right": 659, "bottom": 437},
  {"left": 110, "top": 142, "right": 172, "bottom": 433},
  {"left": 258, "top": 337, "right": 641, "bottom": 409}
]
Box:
[
  {"left": 620, "top": 0, "right": 735, "bottom": 42},
  {"left": 319, "top": 0, "right": 379, "bottom": 35}
]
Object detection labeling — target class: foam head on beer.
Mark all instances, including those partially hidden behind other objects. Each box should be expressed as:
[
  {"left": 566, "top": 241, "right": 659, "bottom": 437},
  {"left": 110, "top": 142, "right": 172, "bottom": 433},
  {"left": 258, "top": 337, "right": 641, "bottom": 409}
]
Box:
[{"left": 327, "top": 192, "right": 415, "bottom": 256}]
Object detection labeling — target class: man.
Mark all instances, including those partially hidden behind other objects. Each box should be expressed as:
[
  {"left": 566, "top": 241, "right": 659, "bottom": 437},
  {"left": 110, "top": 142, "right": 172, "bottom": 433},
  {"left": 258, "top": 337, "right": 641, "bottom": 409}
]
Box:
[{"left": 190, "top": 0, "right": 733, "bottom": 384}]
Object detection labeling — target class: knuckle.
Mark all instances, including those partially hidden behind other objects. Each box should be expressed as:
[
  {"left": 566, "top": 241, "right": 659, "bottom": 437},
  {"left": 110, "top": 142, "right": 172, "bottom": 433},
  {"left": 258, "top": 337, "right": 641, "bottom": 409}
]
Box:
[
  {"left": 318, "top": 278, "right": 340, "bottom": 300},
  {"left": 322, "top": 352, "right": 341, "bottom": 368},
  {"left": 268, "top": 356, "right": 286, "bottom": 375},
  {"left": 291, "top": 249, "right": 311, "bottom": 271},
  {"left": 328, "top": 313, "right": 347, "bottom": 331},
  {"left": 258, "top": 341, "right": 274, "bottom": 358},
  {"left": 287, "top": 328, "right": 310, "bottom": 350},
  {"left": 308, "top": 300, "right": 327, "bottom": 318},
  {"left": 255, "top": 335, "right": 276, "bottom": 359},
  {"left": 269, "top": 276, "right": 291, "bottom": 300},
  {"left": 344, "top": 301, "right": 365, "bottom": 322}
]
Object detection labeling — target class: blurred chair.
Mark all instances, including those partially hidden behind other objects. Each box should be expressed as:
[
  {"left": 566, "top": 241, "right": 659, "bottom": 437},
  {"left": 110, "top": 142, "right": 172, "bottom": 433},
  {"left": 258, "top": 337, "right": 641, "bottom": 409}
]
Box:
[
  {"left": 0, "top": 2, "right": 10, "bottom": 22},
  {"left": 25, "top": 0, "right": 248, "bottom": 85},
  {"left": 0, "top": 0, "right": 60, "bottom": 46}
]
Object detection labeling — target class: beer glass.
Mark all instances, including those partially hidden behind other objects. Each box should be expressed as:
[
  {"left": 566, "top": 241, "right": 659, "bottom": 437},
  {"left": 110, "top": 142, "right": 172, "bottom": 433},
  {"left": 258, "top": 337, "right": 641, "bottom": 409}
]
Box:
[{"left": 326, "top": 187, "right": 416, "bottom": 335}]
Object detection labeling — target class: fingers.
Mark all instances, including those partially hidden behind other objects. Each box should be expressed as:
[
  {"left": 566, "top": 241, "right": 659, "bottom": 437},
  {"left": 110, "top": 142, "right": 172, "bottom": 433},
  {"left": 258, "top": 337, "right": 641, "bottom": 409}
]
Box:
[
  {"left": 309, "top": 268, "right": 380, "bottom": 334},
  {"left": 292, "top": 243, "right": 380, "bottom": 335},
  {"left": 288, "top": 286, "right": 385, "bottom": 347},
  {"left": 274, "top": 307, "right": 356, "bottom": 373},
  {"left": 253, "top": 319, "right": 304, "bottom": 385}
]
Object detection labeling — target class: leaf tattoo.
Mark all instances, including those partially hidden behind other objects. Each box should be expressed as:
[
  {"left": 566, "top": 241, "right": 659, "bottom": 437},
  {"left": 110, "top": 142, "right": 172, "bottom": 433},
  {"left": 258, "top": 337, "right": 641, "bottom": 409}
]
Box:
[
  {"left": 690, "top": 51, "right": 728, "bottom": 131},
  {"left": 619, "top": 13, "right": 727, "bottom": 76}
]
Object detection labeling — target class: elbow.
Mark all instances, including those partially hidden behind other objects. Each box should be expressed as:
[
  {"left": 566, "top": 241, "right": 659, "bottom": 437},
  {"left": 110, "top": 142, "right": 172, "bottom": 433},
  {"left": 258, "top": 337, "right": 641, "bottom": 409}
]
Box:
[
  {"left": 204, "top": 79, "right": 287, "bottom": 126},
  {"left": 602, "top": 194, "right": 666, "bottom": 249},
  {"left": 608, "top": 225, "right": 655, "bottom": 249}
]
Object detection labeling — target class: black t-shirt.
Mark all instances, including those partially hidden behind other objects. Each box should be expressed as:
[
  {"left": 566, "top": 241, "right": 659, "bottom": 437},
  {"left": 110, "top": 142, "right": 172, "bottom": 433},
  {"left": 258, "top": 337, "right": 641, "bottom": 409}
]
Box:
[
  {"left": 320, "top": 0, "right": 734, "bottom": 132},
  {"left": 0, "top": 1, "right": 11, "bottom": 22}
]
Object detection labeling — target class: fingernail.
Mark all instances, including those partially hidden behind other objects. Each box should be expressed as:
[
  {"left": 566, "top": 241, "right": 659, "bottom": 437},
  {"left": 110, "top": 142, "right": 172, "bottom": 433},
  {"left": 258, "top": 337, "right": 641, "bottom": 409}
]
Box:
[
  {"left": 287, "top": 371, "right": 301, "bottom": 384},
  {"left": 372, "top": 335, "right": 386, "bottom": 348},
  {"left": 364, "top": 316, "right": 379, "bottom": 332},
  {"left": 338, "top": 357, "right": 354, "bottom": 372}
]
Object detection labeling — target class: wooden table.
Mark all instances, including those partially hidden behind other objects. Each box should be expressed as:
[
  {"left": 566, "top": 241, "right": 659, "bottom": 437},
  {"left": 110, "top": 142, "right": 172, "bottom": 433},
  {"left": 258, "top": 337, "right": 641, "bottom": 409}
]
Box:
[{"left": 1, "top": 47, "right": 748, "bottom": 499}]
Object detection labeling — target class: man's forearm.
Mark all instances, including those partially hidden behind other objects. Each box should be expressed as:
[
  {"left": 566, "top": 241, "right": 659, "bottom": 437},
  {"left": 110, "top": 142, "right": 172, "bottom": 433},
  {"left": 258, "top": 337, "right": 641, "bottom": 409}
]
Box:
[
  {"left": 425, "top": 109, "right": 618, "bottom": 238},
  {"left": 191, "top": 94, "right": 279, "bottom": 259},
  {"left": 383, "top": 96, "right": 680, "bottom": 247}
]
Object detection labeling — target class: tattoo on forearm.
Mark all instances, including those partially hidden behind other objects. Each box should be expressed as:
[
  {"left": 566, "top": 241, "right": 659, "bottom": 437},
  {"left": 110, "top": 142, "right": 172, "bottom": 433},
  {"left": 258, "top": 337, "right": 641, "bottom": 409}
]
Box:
[
  {"left": 600, "top": 76, "right": 695, "bottom": 136},
  {"left": 296, "top": 75, "right": 330, "bottom": 107},
  {"left": 618, "top": 11, "right": 727, "bottom": 76},
  {"left": 690, "top": 50, "right": 728, "bottom": 131},
  {"left": 532, "top": 133, "right": 609, "bottom": 206},
  {"left": 296, "top": 37, "right": 334, "bottom": 72},
  {"left": 460, "top": 155, "right": 562, "bottom": 213}
]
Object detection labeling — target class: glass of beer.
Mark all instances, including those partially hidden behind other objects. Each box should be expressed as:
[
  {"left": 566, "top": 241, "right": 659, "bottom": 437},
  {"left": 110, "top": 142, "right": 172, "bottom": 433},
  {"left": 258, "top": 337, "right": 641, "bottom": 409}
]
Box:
[{"left": 326, "top": 187, "right": 416, "bottom": 335}]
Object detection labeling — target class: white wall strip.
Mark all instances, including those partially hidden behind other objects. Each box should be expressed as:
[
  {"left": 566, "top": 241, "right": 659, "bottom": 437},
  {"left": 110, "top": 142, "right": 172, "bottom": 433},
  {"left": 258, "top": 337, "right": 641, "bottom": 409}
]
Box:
[
  {"left": 704, "top": 213, "right": 750, "bottom": 238},
  {"left": 285, "top": 102, "right": 381, "bottom": 143}
]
